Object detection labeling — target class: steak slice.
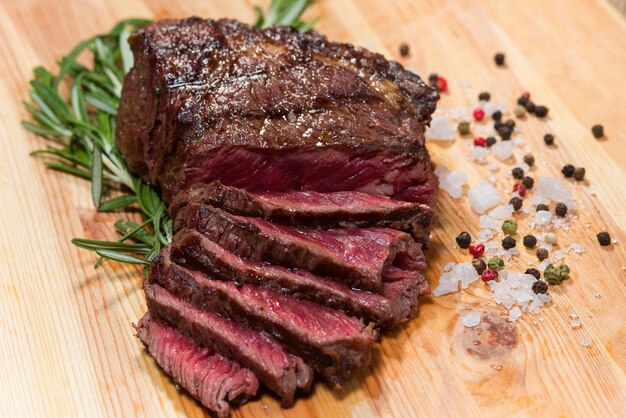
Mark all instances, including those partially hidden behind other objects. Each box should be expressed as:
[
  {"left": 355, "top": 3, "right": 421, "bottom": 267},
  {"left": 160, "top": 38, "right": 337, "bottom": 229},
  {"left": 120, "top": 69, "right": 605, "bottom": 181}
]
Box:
[
  {"left": 148, "top": 255, "right": 377, "bottom": 386},
  {"left": 144, "top": 279, "right": 312, "bottom": 405},
  {"left": 135, "top": 313, "right": 258, "bottom": 418},
  {"left": 175, "top": 203, "right": 426, "bottom": 292},
  {"left": 116, "top": 18, "right": 439, "bottom": 205},
  {"left": 170, "top": 230, "right": 427, "bottom": 328},
  {"left": 169, "top": 182, "right": 435, "bottom": 244}
]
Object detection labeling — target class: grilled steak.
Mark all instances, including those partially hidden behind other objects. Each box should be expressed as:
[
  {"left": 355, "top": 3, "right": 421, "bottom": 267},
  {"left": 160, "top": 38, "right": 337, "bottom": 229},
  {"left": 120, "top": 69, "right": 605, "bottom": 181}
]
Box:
[
  {"left": 149, "top": 254, "right": 377, "bottom": 386},
  {"left": 144, "top": 280, "right": 312, "bottom": 405},
  {"left": 135, "top": 313, "right": 258, "bottom": 418},
  {"left": 116, "top": 18, "right": 439, "bottom": 204},
  {"left": 170, "top": 231, "right": 426, "bottom": 327},
  {"left": 169, "top": 182, "right": 435, "bottom": 244},
  {"left": 176, "top": 203, "right": 426, "bottom": 292}
]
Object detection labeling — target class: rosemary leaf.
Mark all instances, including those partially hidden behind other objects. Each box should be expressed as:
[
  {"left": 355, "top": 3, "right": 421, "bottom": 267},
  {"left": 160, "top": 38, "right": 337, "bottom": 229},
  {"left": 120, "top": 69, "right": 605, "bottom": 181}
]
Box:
[
  {"left": 99, "top": 194, "right": 137, "bottom": 212},
  {"left": 95, "top": 249, "right": 149, "bottom": 265},
  {"left": 91, "top": 145, "right": 103, "bottom": 207}
]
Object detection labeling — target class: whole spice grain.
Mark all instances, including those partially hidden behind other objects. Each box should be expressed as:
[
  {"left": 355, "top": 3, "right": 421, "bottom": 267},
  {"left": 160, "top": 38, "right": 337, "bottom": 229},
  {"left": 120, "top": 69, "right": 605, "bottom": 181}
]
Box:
[
  {"left": 532, "top": 280, "right": 548, "bottom": 294},
  {"left": 455, "top": 231, "right": 472, "bottom": 249},
  {"left": 458, "top": 121, "right": 471, "bottom": 135},
  {"left": 523, "top": 154, "right": 535, "bottom": 166},
  {"left": 428, "top": 73, "right": 438, "bottom": 87},
  {"left": 524, "top": 101, "right": 536, "bottom": 113},
  {"left": 494, "top": 52, "right": 505, "bottom": 66},
  {"left": 502, "top": 219, "right": 518, "bottom": 235},
  {"left": 555, "top": 202, "right": 568, "bottom": 217},
  {"left": 481, "top": 268, "right": 497, "bottom": 282},
  {"left": 399, "top": 43, "right": 410, "bottom": 57},
  {"left": 573, "top": 167, "right": 586, "bottom": 181},
  {"left": 469, "top": 244, "right": 485, "bottom": 258},
  {"left": 561, "top": 164, "right": 575, "bottom": 177},
  {"left": 522, "top": 176, "right": 534, "bottom": 189},
  {"left": 487, "top": 256, "right": 505, "bottom": 271},
  {"left": 544, "top": 133, "right": 555, "bottom": 145},
  {"left": 559, "top": 264, "right": 570, "bottom": 279},
  {"left": 545, "top": 232, "right": 558, "bottom": 245},
  {"left": 514, "top": 105, "right": 526, "bottom": 118},
  {"left": 525, "top": 268, "right": 541, "bottom": 280},
  {"left": 479, "top": 92, "right": 491, "bottom": 101},
  {"left": 544, "top": 264, "right": 563, "bottom": 284},
  {"left": 512, "top": 167, "right": 524, "bottom": 179},
  {"left": 472, "top": 259, "right": 487, "bottom": 275},
  {"left": 523, "top": 234, "right": 538, "bottom": 248},
  {"left": 536, "top": 203, "right": 550, "bottom": 212},
  {"left": 505, "top": 119, "right": 516, "bottom": 129},
  {"left": 537, "top": 247, "right": 549, "bottom": 261},
  {"left": 592, "top": 124, "right": 604, "bottom": 139},
  {"left": 596, "top": 231, "right": 611, "bottom": 246},
  {"left": 499, "top": 125, "right": 512, "bottom": 140},
  {"left": 492, "top": 110, "right": 502, "bottom": 121},
  {"left": 502, "top": 236, "right": 517, "bottom": 249},
  {"left": 517, "top": 95, "right": 528, "bottom": 106},
  {"left": 473, "top": 136, "right": 486, "bottom": 147},
  {"left": 534, "top": 105, "right": 549, "bottom": 117},
  {"left": 509, "top": 197, "right": 523, "bottom": 211},
  {"left": 486, "top": 136, "right": 497, "bottom": 147},
  {"left": 435, "top": 76, "right": 448, "bottom": 92},
  {"left": 473, "top": 108, "right": 485, "bottom": 121},
  {"left": 513, "top": 183, "right": 527, "bottom": 197}
]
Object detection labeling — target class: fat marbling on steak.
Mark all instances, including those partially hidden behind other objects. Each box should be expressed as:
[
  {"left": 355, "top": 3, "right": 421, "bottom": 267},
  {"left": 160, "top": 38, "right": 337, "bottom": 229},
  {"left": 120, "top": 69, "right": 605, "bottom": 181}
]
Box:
[{"left": 116, "top": 17, "right": 439, "bottom": 204}]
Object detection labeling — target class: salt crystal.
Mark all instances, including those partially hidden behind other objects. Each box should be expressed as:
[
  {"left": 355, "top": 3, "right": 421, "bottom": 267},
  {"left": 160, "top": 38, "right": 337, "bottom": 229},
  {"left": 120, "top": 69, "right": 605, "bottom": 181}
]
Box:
[
  {"left": 580, "top": 338, "right": 592, "bottom": 347},
  {"left": 570, "top": 319, "right": 582, "bottom": 329},
  {"left": 491, "top": 141, "right": 514, "bottom": 160},
  {"left": 534, "top": 210, "right": 552, "bottom": 226},
  {"left": 426, "top": 116, "right": 455, "bottom": 141},
  {"left": 482, "top": 102, "right": 508, "bottom": 116},
  {"left": 461, "top": 311, "right": 481, "bottom": 328},
  {"left": 478, "top": 229, "right": 496, "bottom": 241},
  {"left": 435, "top": 166, "right": 468, "bottom": 199},
  {"left": 538, "top": 259, "right": 551, "bottom": 270},
  {"left": 470, "top": 146, "right": 488, "bottom": 162},
  {"left": 533, "top": 176, "right": 572, "bottom": 205},
  {"left": 568, "top": 312, "right": 579, "bottom": 319},
  {"left": 433, "top": 262, "right": 478, "bottom": 296},
  {"left": 489, "top": 161, "right": 500, "bottom": 171},
  {"left": 568, "top": 243, "right": 585, "bottom": 254},
  {"left": 508, "top": 306, "right": 523, "bottom": 322},
  {"left": 480, "top": 215, "right": 497, "bottom": 229},
  {"left": 489, "top": 204, "right": 514, "bottom": 219},
  {"left": 592, "top": 291, "right": 601, "bottom": 298},
  {"left": 514, "top": 161, "right": 530, "bottom": 173},
  {"left": 443, "top": 262, "right": 457, "bottom": 272},
  {"left": 553, "top": 250, "right": 565, "bottom": 261},
  {"left": 468, "top": 181, "right": 501, "bottom": 213},
  {"left": 449, "top": 107, "right": 471, "bottom": 120}
]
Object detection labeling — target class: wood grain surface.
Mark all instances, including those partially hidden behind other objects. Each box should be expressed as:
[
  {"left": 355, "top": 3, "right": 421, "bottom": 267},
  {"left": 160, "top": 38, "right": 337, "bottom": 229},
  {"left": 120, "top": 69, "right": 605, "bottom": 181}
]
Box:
[{"left": 1, "top": 0, "right": 625, "bottom": 417}]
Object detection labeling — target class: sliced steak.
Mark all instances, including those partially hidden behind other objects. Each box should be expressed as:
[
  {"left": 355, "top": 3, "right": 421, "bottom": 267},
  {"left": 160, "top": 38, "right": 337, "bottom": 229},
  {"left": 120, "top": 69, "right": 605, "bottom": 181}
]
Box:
[
  {"left": 135, "top": 313, "right": 258, "bottom": 418},
  {"left": 169, "top": 182, "right": 434, "bottom": 244},
  {"left": 144, "top": 279, "right": 312, "bottom": 405},
  {"left": 116, "top": 18, "right": 439, "bottom": 205},
  {"left": 148, "top": 255, "right": 377, "bottom": 386},
  {"left": 170, "top": 230, "right": 426, "bottom": 328},
  {"left": 175, "top": 203, "right": 426, "bottom": 292}
]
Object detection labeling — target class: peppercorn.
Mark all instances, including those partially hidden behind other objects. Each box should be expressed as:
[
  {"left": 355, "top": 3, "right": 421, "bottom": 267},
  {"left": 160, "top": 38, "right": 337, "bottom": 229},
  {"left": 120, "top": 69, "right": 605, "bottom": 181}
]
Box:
[
  {"left": 558, "top": 264, "right": 570, "bottom": 279},
  {"left": 494, "top": 121, "right": 503, "bottom": 131},
  {"left": 532, "top": 280, "right": 548, "bottom": 294},
  {"left": 544, "top": 133, "right": 555, "bottom": 145},
  {"left": 525, "top": 268, "right": 541, "bottom": 280},
  {"left": 502, "top": 236, "right": 517, "bottom": 249},
  {"left": 573, "top": 167, "right": 586, "bottom": 181},
  {"left": 522, "top": 92, "right": 531, "bottom": 100},
  {"left": 472, "top": 259, "right": 487, "bottom": 275},
  {"left": 555, "top": 202, "right": 568, "bottom": 217},
  {"left": 399, "top": 43, "right": 410, "bottom": 57},
  {"left": 499, "top": 125, "right": 512, "bottom": 140},
  {"left": 473, "top": 108, "right": 485, "bottom": 121},
  {"left": 481, "top": 268, "right": 497, "bottom": 282},
  {"left": 524, "top": 101, "right": 536, "bottom": 113},
  {"left": 487, "top": 256, "right": 505, "bottom": 271},
  {"left": 534, "top": 105, "right": 549, "bottom": 117},
  {"left": 455, "top": 231, "right": 472, "bottom": 249},
  {"left": 478, "top": 92, "right": 491, "bottom": 101},
  {"left": 435, "top": 76, "right": 448, "bottom": 92},
  {"left": 505, "top": 119, "right": 516, "bottom": 129},
  {"left": 536, "top": 248, "right": 549, "bottom": 261},
  {"left": 492, "top": 110, "right": 502, "bottom": 121},
  {"left": 592, "top": 124, "right": 604, "bottom": 138},
  {"left": 596, "top": 231, "right": 611, "bottom": 246},
  {"left": 458, "top": 121, "right": 471, "bottom": 135},
  {"left": 561, "top": 164, "right": 575, "bottom": 177},
  {"left": 509, "top": 197, "right": 523, "bottom": 211},
  {"left": 502, "top": 219, "right": 518, "bottom": 235},
  {"left": 523, "top": 235, "right": 538, "bottom": 248},
  {"left": 512, "top": 167, "right": 524, "bottom": 179},
  {"left": 428, "top": 73, "right": 438, "bottom": 87},
  {"left": 544, "top": 264, "right": 563, "bottom": 284},
  {"left": 469, "top": 244, "right": 485, "bottom": 258},
  {"left": 545, "top": 232, "right": 558, "bottom": 245},
  {"left": 513, "top": 183, "right": 527, "bottom": 197},
  {"left": 473, "top": 136, "right": 486, "bottom": 147},
  {"left": 486, "top": 136, "right": 497, "bottom": 147},
  {"left": 536, "top": 203, "right": 549, "bottom": 212},
  {"left": 522, "top": 176, "right": 534, "bottom": 189},
  {"left": 523, "top": 154, "right": 535, "bottom": 166},
  {"left": 494, "top": 52, "right": 505, "bottom": 66},
  {"left": 514, "top": 105, "right": 526, "bottom": 118},
  {"left": 517, "top": 95, "right": 528, "bottom": 106}
]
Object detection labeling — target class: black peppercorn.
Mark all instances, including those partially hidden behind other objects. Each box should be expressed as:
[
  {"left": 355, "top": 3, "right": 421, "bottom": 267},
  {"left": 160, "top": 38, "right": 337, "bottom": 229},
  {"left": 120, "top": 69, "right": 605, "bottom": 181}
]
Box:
[
  {"left": 455, "top": 231, "right": 472, "bottom": 249},
  {"left": 555, "top": 202, "right": 568, "bottom": 217},
  {"left": 499, "top": 125, "right": 512, "bottom": 140},
  {"left": 532, "top": 280, "right": 548, "bottom": 294},
  {"left": 512, "top": 167, "right": 524, "bottom": 179},
  {"left": 596, "top": 231, "right": 611, "bottom": 246},
  {"left": 517, "top": 95, "right": 528, "bottom": 106},
  {"left": 429, "top": 73, "right": 438, "bottom": 88},
  {"left": 544, "top": 133, "right": 555, "bottom": 145},
  {"left": 536, "top": 248, "right": 549, "bottom": 261},
  {"left": 472, "top": 259, "right": 487, "bottom": 275},
  {"left": 492, "top": 110, "right": 502, "bottom": 121},
  {"left": 509, "top": 197, "right": 523, "bottom": 211},
  {"left": 494, "top": 121, "right": 503, "bottom": 131},
  {"left": 525, "top": 268, "right": 541, "bottom": 280},
  {"left": 399, "top": 43, "right": 410, "bottom": 57},
  {"left": 505, "top": 119, "right": 516, "bottom": 129},
  {"left": 522, "top": 176, "right": 534, "bottom": 189},
  {"left": 502, "top": 236, "right": 517, "bottom": 250},
  {"left": 523, "top": 235, "right": 538, "bottom": 248},
  {"left": 535, "top": 105, "right": 549, "bottom": 117},
  {"left": 486, "top": 136, "right": 497, "bottom": 147},
  {"left": 479, "top": 92, "right": 491, "bottom": 101},
  {"left": 573, "top": 167, "right": 586, "bottom": 181},
  {"left": 536, "top": 203, "right": 549, "bottom": 212},
  {"left": 523, "top": 154, "right": 535, "bottom": 166},
  {"left": 524, "top": 101, "right": 536, "bottom": 113},
  {"left": 561, "top": 164, "right": 575, "bottom": 177},
  {"left": 494, "top": 52, "right": 505, "bottom": 66},
  {"left": 592, "top": 124, "right": 604, "bottom": 138}
]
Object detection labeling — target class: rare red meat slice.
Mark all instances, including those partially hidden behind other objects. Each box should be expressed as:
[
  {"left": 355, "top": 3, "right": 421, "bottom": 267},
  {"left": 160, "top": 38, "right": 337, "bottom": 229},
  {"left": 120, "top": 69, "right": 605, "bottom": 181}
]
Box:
[
  {"left": 148, "top": 255, "right": 377, "bottom": 386},
  {"left": 135, "top": 313, "right": 258, "bottom": 418},
  {"left": 144, "top": 279, "right": 312, "bottom": 405},
  {"left": 170, "top": 231, "right": 428, "bottom": 328},
  {"left": 116, "top": 18, "right": 439, "bottom": 205},
  {"left": 175, "top": 203, "right": 426, "bottom": 292},
  {"left": 169, "top": 182, "right": 435, "bottom": 244}
]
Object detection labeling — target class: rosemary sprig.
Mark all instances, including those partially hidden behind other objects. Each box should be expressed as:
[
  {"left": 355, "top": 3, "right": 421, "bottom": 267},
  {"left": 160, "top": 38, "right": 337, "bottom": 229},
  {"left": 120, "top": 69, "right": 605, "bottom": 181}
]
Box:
[{"left": 23, "top": 2, "right": 316, "bottom": 274}]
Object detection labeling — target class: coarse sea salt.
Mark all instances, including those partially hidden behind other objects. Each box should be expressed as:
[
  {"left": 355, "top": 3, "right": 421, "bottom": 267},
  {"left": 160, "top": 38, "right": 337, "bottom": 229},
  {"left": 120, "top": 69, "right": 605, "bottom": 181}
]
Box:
[
  {"left": 532, "top": 176, "right": 572, "bottom": 205},
  {"left": 433, "top": 262, "right": 479, "bottom": 297},
  {"left": 426, "top": 116, "right": 455, "bottom": 141},
  {"left": 489, "top": 204, "right": 514, "bottom": 219},
  {"left": 490, "top": 140, "right": 514, "bottom": 160},
  {"left": 468, "top": 181, "right": 501, "bottom": 213},
  {"left": 461, "top": 311, "right": 481, "bottom": 328},
  {"left": 482, "top": 102, "right": 508, "bottom": 116},
  {"left": 435, "top": 166, "right": 468, "bottom": 199},
  {"left": 489, "top": 270, "right": 551, "bottom": 319}
]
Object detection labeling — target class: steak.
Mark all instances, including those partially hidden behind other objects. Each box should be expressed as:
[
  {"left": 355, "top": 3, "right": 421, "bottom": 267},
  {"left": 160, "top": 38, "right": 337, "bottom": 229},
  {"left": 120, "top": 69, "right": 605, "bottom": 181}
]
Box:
[
  {"left": 169, "top": 182, "right": 435, "bottom": 244},
  {"left": 176, "top": 203, "right": 427, "bottom": 292},
  {"left": 116, "top": 18, "right": 439, "bottom": 204},
  {"left": 135, "top": 313, "right": 258, "bottom": 418},
  {"left": 148, "top": 254, "right": 377, "bottom": 386},
  {"left": 144, "top": 279, "right": 312, "bottom": 405},
  {"left": 171, "top": 230, "right": 427, "bottom": 328}
]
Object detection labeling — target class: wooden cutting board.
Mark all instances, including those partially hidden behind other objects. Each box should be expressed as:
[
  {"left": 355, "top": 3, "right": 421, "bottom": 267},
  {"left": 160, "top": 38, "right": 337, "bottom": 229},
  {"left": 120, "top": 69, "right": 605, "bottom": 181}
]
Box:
[{"left": 1, "top": 0, "right": 625, "bottom": 416}]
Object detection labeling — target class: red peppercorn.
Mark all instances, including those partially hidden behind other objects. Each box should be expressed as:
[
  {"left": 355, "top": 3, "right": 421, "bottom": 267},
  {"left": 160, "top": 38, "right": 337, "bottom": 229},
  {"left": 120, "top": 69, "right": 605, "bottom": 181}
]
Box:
[
  {"left": 473, "top": 108, "right": 485, "bottom": 121},
  {"left": 522, "top": 92, "right": 530, "bottom": 100},
  {"left": 435, "top": 76, "right": 447, "bottom": 92},
  {"left": 481, "top": 268, "right": 497, "bottom": 282},
  {"left": 513, "top": 182, "right": 527, "bottom": 197},
  {"left": 473, "top": 136, "right": 486, "bottom": 147},
  {"left": 469, "top": 244, "right": 485, "bottom": 258}
]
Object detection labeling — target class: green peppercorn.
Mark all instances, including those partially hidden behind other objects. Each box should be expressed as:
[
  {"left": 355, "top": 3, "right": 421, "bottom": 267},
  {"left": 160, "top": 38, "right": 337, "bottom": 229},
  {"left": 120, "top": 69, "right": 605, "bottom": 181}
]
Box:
[
  {"left": 535, "top": 105, "right": 549, "bottom": 118},
  {"left": 492, "top": 110, "right": 502, "bottom": 121},
  {"left": 523, "top": 154, "right": 535, "bottom": 166},
  {"left": 536, "top": 203, "right": 549, "bottom": 212},
  {"left": 523, "top": 235, "right": 537, "bottom": 248},
  {"left": 544, "top": 133, "right": 555, "bottom": 145},
  {"left": 555, "top": 202, "right": 568, "bottom": 217},
  {"left": 502, "top": 219, "right": 518, "bottom": 235},
  {"left": 494, "top": 52, "right": 505, "bottom": 66},
  {"left": 512, "top": 167, "right": 524, "bottom": 179},
  {"left": 458, "top": 121, "right": 471, "bottom": 135},
  {"left": 472, "top": 258, "right": 487, "bottom": 275},
  {"left": 545, "top": 232, "right": 558, "bottom": 245},
  {"left": 573, "top": 167, "right": 586, "bottom": 181},
  {"left": 537, "top": 247, "right": 549, "bottom": 261},
  {"left": 502, "top": 236, "right": 517, "bottom": 249},
  {"left": 487, "top": 256, "right": 505, "bottom": 271},
  {"left": 479, "top": 92, "right": 491, "bottom": 101},
  {"left": 544, "top": 264, "right": 563, "bottom": 284},
  {"left": 486, "top": 136, "right": 497, "bottom": 147},
  {"left": 399, "top": 43, "right": 410, "bottom": 57},
  {"left": 532, "top": 280, "right": 548, "bottom": 294},
  {"left": 561, "top": 164, "right": 575, "bottom": 177},
  {"left": 592, "top": 124, "right": 604, "bottom": 139},
  {"left": 509, "top": 197, "right": 523, "bottom": 211},
  {"left": 525, "top": 268, "right": 541, "bottom": 280},
  {"left": 558, "top": 264, "right": 570, "bottom": 279}
]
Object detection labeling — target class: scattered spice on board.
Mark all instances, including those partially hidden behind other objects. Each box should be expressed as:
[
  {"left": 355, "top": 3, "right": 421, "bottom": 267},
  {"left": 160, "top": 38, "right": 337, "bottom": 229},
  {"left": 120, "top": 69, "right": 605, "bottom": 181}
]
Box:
[
  {"left": 534, "top": 105, "right": 549, "bottom": 117},
  {"left": 487, "top": 256, "right": 505, "bottom": 271},
  {"left": 573, "top": 167, "right": 586, "bottom": 181},
  {"left": 481, "top": 268, "right": 497, "bottom": 282},
  {"left": 544, "top": 133, "right": 555, "bottom": 145},
  {"left": 523, "top": 154, "right": 535, "bottom": 166},
  {"left": 469, "top": 244, "right": 485, "bottom": 258},
  {"left": 494, "top": 52, "right": 505, "bottom": 66},
  {"left": 536, "top": 203, "right": 549, "bottom": 212},
  {"left": 458, "top": 121, "right": 471, "bottom": 135},
  {"left": 502, "top": 236, "right": 517, "bottom": 249},
  {"left": 525, "top": 268, "right": 541, "bottom": 280},
  {"left": 532, "top": 280, "right": 548, "bottom": 294},
  {"left": 399, "top": 43, "right": 410, "bottom": 57},
  {"left": 509, "top": 197, "right": 523, "bottom": 211},
  {"left": 455, "top": 231, "right": 472, "bottom": 249},
  {"left": 502, "top": 220, "right": 518, "bottom": 235},
  {"left": 545, "top": 232, "right": 558, "bottom": 245},
  {"left": 597, "top": 232, "right": 611, "bottom": 246},
  {"left": 479, "top": 91, "right": 490, "bottom": 101},
  {"left": 591, "top": 124, "right": 604, "bottom": 139},
  {"left": 472, "top": 259, "right": 487, "bottom": 275},
  {"left": 523, "top": 235, "right": 538, "bottom": 248},
  {"left": 562, "top": 164, "right": 575, "bottom": 178},
  {"left": 537, "top": 248, "right": 549, "bottom": 261}
]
